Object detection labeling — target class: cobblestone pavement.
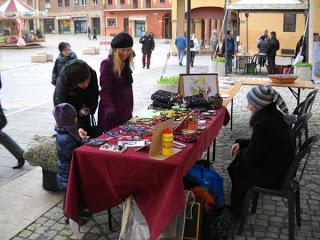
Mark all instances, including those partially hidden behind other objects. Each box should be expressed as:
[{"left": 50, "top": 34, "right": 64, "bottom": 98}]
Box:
[
  {"left": 2, "top": 34, "right": 320, "bottom": 240},
  {"left": 11, "top": 83, "right": 320, "bottom": 240}
]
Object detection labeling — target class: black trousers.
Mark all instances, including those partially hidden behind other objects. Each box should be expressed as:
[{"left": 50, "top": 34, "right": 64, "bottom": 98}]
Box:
[
  {"left": 267, "top": 56, "right": 276, "bottom": 74},
  {"left": 190, "top": 51, "right": 196, "bottom": 66}
]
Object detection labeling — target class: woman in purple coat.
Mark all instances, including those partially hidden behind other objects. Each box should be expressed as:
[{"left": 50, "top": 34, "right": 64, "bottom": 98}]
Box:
[{"left": 98, "top": 32, "right": 135, "bottom": 131}]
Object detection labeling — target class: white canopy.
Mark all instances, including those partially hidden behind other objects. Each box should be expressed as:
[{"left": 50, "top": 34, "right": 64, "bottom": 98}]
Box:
[{"left": 227, "top": 0, "right": 308, "bottom": 11}]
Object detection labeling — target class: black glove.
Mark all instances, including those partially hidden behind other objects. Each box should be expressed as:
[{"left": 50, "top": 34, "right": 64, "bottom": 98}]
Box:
[{"left": 107, "top": 112, "right": 118, "bottom": 123}]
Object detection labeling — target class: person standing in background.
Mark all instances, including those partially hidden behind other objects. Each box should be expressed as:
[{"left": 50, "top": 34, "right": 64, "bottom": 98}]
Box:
[
  {"left": 267, "top": 31, "right": 280, "bottom": 74},
  {"left": 210, "top": 29, "right": 218, "bottom": 59},
  {"left": 139, "top": 32, "right": 155, "bottom": 69},
  {"left": 93, "top": 28, "right": 97, "bottom": 40},
  {"left": 87, "top": 26, "right": 91, "bottom": 40},
  {"left": 222, "top": 30, "right": 235, "bottom": 73},
  {"left": 0, "top": 75, "right": 25, "bottom": 169},
  {"left": 175, "top": 34, "right": 187, "bottom": 66},
  {"left": 51, "top": 42, "right": 77, "bottom": 86},
  {"left": 190, "top": 33, "right": 200, "bottom": 67}
]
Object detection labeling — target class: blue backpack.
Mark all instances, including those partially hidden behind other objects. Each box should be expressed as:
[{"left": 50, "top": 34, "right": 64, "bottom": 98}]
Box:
[
  {"left": 227, "top": 38, "right": 234, "bottom": 52},
  {"left": 188, "top": 164, "right": 224, "bottom": 208}
]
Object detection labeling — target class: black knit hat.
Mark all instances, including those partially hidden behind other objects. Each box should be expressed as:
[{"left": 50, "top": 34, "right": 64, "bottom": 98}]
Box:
[{"left": 111, "top": 32, "right": 133, "bottom": 48}]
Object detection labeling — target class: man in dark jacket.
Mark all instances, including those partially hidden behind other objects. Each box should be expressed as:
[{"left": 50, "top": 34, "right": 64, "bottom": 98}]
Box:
[
  {"left": 228, "top": 86, "right": 295, "bottom": 217},
  {"left": 257, "top": 35, "right": 270, "bottom": 66},
  {"left": 53, "top": 60, "right": 99, "bottom": 138},
  {"left": 51, "top": 42, "right": 77, "bottom": 86},
  {"left": 222, "top": 30, "right": 235, "bottom": 73},
  {"left": 139, "top": 32, "right": 155, "bottom": 69},
  {"left": 267, "top": 31, "right": 280, "bottom": 74}
]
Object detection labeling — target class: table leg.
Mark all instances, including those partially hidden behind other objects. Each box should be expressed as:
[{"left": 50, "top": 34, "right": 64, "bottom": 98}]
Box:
[
  {"left": 230, "top": 98, "right": 233, "bottom": 130},
  {"left": 207, "top": 147, "right": 210, "bottom": 162},
  {"left": 108, "top": 209, "right": 114, "bottom": 232},
  {"left": 212, "top": 139, "right": 216, "bottom": 162},
  {"left": 297, "top": 88, "right": 300, "bottom": 105}
]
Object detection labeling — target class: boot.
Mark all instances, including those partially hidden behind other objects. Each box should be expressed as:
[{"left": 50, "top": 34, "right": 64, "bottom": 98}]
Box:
[{"left": 12, "top": 158, "right": 25, "bottom": 169}]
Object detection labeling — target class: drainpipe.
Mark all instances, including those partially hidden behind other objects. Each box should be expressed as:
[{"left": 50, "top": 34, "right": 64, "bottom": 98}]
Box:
[
  {"left": 186, "top": 0, "right": 191, "bottom": 74},
  {"left": 308, "top": 0, "right": 313, "bottom": 64}
]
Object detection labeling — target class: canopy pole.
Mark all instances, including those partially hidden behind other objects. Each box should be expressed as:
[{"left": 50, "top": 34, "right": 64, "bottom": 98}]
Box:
[
  {"left": 186, "top": 0, "right": 191, "bottom": 74},
  {"left": 308, "top": 0, "right": 313, "bottom": 64}
]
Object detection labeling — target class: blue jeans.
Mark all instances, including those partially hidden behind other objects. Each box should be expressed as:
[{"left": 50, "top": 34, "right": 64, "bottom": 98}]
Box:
[{"left": 178, "top": 48, "right": 185, "bottom": 64}]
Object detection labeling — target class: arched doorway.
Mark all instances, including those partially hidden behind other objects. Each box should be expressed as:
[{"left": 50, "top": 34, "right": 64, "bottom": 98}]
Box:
[
  {"left": 163, "top": 13, "right": 172, "bottom": 39},
  {"left": 186, "top": 7, "right": 237, "bottom": 47}
]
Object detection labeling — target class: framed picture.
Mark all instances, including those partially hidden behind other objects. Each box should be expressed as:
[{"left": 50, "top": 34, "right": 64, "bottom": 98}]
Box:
[{"left": 178, "top": 73, "right": 219, "bottom": 97}]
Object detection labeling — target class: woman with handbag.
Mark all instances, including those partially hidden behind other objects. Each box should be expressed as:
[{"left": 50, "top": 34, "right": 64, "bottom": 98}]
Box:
[
  {"left": 0, "top": 74, "right": 25, "bottom": 169},
  {"left": 98, "top": 32, "right": 135, "bottom": 131},
  {"left": 53, "top": 59, "right": 100, "bottom": 138}
]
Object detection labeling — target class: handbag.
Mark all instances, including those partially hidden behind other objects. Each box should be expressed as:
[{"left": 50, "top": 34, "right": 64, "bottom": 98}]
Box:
[
  {"left": 0, "top": 103, "right": 7, "bottom": 130},
  {"left": 85, "top": 115, "right": 104, "bottom": 138}
]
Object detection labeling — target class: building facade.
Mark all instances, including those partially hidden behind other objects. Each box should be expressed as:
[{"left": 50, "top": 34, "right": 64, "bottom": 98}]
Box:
[
  {"left": 39, "top": 0, "right": 104, "bottom": 34},
  {"left": 104, "top": 0, "right": 172, "bottom": 38},
  {"left": 172, "top": 0, "right": 320, "bottom": 54}
]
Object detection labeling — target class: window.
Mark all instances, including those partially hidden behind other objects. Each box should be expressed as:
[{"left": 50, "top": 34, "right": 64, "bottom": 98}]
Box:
[
  {"left": 57, "top": 0, "right": 63, "bottom": 7},
  {"left": 80, "top": 0, "right": 86, "bottom": 6},
  {"left": 74, "top": 0, "right": 79, "bottom": 5},
  {"left": 107, "top": 18, "right": 117, "bottom": 27},
  {"left": 133, "top": 0, "right": 138, "bottom": 8},
  {"left": 65, "top": 0, "right": 69, "bottom": 6},
  {"left": 27, "top": 0, "right": 33, "bottom": 7},
  {"left": 160, "top": 0, "right": 165, "bottom": 2},
  {"left": 146, "top": 0, "right": 151, "bottom": 8},
  {"left": 93, "top": 0, "right": 98, "bottom": 5},
  {"left": 120, "top": 0, "right": 125, "bottom": 4},
  {"left": 108, "top": 0, "right": 112, "bottom": 4},
  {"left": 45, "top": 0, "right": 51, "bottom": 8},
  {"left": 283, "top": 13, "right": 296, "bottom": 32}
]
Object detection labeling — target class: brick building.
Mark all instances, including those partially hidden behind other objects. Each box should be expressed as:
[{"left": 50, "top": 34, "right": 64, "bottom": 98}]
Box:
[
  {"left": 104, "top": 0, "right": 172, "bottom": 38},
  {"left": 39, "top": 0, "right": 104, "bottom": 34}
]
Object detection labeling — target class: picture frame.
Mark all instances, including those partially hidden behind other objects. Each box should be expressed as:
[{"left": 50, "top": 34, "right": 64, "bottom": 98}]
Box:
[{"left": 178, "top": 73, "right": 219, "bottom": 97}]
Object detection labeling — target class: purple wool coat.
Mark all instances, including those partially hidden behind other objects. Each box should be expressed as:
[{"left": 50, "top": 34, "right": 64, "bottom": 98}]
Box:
[{"left": 98, "top": 57, "right": 134, "bottom": 131}]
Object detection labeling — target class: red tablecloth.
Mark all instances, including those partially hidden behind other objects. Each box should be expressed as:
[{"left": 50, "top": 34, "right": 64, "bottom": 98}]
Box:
[{"left": 65, "top": 108, "right": 226, "bottom": 240}]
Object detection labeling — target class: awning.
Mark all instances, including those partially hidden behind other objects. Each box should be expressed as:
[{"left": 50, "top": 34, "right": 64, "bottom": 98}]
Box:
[
  {"left": 227, "top": 0, "right": 308, "bottom": 11},
  {"left": 56, "top": 16, "right": 71, "bottom": 20},
  {"left": 129, "top": 15, "right": 147, "bottom": 21}
]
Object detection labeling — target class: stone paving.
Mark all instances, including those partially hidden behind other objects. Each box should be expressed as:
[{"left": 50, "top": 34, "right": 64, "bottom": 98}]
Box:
[{"left": 1, "top": 34, "right": 320, "bottom": 239}]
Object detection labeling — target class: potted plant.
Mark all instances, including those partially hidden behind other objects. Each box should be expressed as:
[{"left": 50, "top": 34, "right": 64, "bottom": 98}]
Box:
[
  {"left": 154, "top": 75, "right": 179, "bottom": 93},
  {"left": 23, "top": 135, "right": 59, "bottom": 192},
  {"left": 294, "top": 62, "right": 312, "bottom": 81},
  {"left": 209, "top": 57, "right": 226, "bottom": 77}
]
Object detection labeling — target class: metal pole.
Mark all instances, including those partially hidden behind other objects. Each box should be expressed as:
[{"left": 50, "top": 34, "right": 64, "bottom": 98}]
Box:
[
  {"left": 245, "top": 12, "right": 249, "bottom": 53},
  {"left": 224, "top": 0, "right": 228, "bottom": 75},
  {"left": 186, "top": 0, "right": 191, "bottom": 74},
  {"left": 308, "top": 0, "right": 313, "bottom": 64}
]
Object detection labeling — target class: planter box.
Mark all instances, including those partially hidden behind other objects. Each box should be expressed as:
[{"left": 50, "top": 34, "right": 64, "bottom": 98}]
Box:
[
  {"left": 208, "top": 62, "right": 225, "bottom": 77},
  {"left": 294, "top": 66, "right": 312, "bottom": 81},
  {"left": 153, "top": 84, "right": 178, "bottom": 94}
]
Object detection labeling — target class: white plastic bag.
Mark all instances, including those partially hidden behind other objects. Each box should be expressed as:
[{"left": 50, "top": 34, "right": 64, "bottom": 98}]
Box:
[{"left": 119, "top": 191, "right": 195, "bottom": 240}]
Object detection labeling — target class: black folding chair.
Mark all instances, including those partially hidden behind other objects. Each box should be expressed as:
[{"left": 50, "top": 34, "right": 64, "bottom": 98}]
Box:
[
  {"left": 238, "top": 134, "right": 320, "bottom": 240},
  {"left": 293, "top": 89, "right": 319, "bottom": 140},
  {"left": 291, "top": 112, "right": 312, "bottom": 152}
]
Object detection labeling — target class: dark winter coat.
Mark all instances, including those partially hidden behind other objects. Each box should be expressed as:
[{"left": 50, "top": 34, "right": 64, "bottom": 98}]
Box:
[
  {"left": 228, "top": 103, "right": 295, "bottom": 216},
  {"left": 139, "top": 36, "right": 155, "bottom": 54},
  {"left": 222, "top": 35, "right": 235, "bottom": 54},
  {"left": 230, "top": 103, "right": 295, "bottom": 188},
  {"left": 267, "top": 37, "right": 280, "bottom": 57},
  {"left": 257, "top": 38, "right": 270, "bottom": 54},
  {"left": 51, "top": 51, "right": 77, "bottom": 86},
  {"left": 53, "top": 66, "right": 99, "bottom": 129},
  {"left": 98, "top": 57, "right": 134, "bottom": 132},
  {"left": 55, "top": 127, "right": 81, "bottom": 190}
]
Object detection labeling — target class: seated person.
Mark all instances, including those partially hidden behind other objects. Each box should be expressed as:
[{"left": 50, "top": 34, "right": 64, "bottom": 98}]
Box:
[{"left": 227, "top": 86, "right": 295, "bottom": 217}]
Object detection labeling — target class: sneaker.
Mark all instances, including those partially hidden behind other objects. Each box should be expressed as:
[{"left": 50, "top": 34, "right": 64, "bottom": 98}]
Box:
[
  {"left": 143, "top": 65, "right": 145, "bottom": 68},
  {"left": 147, "top": 66, "right": 150, "bottom": 69},
  {"left": 179, "top": 63, "right": 183, "bottom": 66}
]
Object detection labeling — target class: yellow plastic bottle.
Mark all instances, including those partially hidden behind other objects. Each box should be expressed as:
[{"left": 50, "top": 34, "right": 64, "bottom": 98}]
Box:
[{"left": 162, "top": 128, "right": 174, "bottom": 156}]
